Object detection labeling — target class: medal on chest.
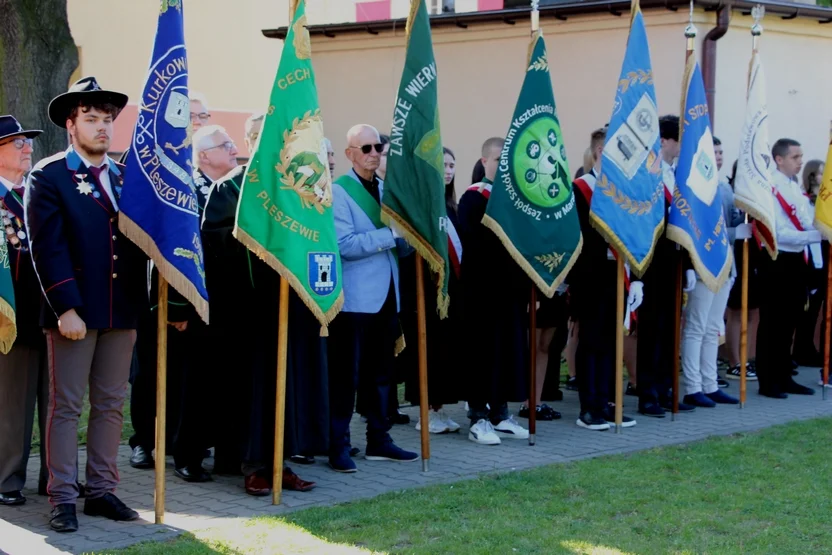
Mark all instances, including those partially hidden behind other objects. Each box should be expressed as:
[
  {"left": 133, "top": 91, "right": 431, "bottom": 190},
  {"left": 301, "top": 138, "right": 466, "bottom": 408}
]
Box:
[{"left": 75, "top": 173, "right": 94, "bottom": 196}]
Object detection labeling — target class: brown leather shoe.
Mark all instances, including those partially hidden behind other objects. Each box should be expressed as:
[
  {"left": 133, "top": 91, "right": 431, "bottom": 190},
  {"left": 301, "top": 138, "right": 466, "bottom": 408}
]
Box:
[
  {"left": 244, "top": 474, "right": 271, "bottom": 496},
  {"left": 282, "top": 467, "right": 316, "bottom": 492}
]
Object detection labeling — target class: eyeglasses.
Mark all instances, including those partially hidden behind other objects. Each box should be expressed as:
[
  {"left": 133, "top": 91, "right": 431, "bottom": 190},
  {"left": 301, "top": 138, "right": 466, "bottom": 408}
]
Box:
[
  {"left": 203, "top": 141, "right": 236, "bottom": 153},
  {"left": 350, "top": 143, "right": 384, "bottom": 155},
  {"left": 0, "top": 138, "right": 33, "bottom": 150},
  {"left": 190, "top": 112, "right": 211, "bottom": 123}
]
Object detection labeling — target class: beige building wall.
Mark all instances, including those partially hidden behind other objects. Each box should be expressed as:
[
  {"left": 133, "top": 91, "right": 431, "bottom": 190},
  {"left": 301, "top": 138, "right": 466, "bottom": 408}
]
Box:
[
  {"left": 68, "top": 0, "right": 289, "bottom": 113},
  {"left": 310, "top": 9, "right": 832, "bottom": 196},
  {"left": 313, "top": 10, "right": 704, "bottom": 192}
]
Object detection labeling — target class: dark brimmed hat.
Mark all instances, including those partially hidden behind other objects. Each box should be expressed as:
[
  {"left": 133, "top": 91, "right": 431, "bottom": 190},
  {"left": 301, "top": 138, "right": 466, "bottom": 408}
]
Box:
[
  {"left": 47, "top": 76, "right": 128, "bottom": 128},
  {"left": 0, "top": 115, "right": 42, "bottom": 143}
]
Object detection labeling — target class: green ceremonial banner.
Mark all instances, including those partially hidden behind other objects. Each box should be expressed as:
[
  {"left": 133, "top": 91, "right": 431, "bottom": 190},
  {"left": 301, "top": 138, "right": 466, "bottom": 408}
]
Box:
[
  {"left": 382, "top": 0, "right": 450, "bottom": 317},
  {"left": 482, "top": 30, "right": 582, "bottom": 297},
  {"left": 0, "top": 240, "right": 15, "bottom": 354},
  {"left": 233, "top": 0, "right": 343, "bottom": 330}
]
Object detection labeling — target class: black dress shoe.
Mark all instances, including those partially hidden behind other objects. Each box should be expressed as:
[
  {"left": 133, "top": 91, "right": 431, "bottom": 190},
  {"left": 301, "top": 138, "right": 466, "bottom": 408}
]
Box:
[
  {"left": 289, "top": 455, "right": 315, "bottom": 465},
  {"left": 50, "top": 503, "right": 78, "bottom": 533},
  {"left": 784, "top": 381, "right": 816, "bottom": 396},
  {"left": 0, "top": 490, "right": 25, "bottom": 506},
  {"left": 175, "top": 465, "right": 212, "bottom": 483},
  {"left": 129, "top": 446, "right": 154, "bottom": 469},
  {"left": 84, "top": 493, "right": 139, "bottom": 521},
  {"left": 638, "top": 403, "right": 666, "bottom": 418},
  {"left": 392, "top": 410, "right": 411, "bottom": 425},
  {"left": 759, "top": 388, "right": 788, "bottom": 399},
  {"left": 349, "top": 447, "right": 360, "bottom": 457}
]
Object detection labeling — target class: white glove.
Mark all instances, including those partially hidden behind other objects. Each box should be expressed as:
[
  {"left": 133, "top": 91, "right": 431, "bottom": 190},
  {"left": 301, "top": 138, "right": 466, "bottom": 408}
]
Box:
[
  {"left": 627, "top": 281, "right": 644, "bottom": 313},
  {"left": 684, "top": 269, "right": 697, "bottom": 292},
  {"left": 390, "top": 223, "right": 403, "bottom": 240},
  {"left": 734, "top": 223, "right": 752, "bottom": 241}
]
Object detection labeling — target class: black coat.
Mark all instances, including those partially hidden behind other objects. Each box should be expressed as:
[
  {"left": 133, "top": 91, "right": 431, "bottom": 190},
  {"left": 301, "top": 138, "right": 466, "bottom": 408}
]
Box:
[
  {"left": 25, "top": 148, "right": 147, "bottom": 329},
  {"left": 201, "top": 165, "right": 329, "bottom": 458},
  {"left": 458, "top": 183, "right": 529, "bottom": 403},
  {"left": 3, "top": 185, "right": 44, "bottom": 347}
]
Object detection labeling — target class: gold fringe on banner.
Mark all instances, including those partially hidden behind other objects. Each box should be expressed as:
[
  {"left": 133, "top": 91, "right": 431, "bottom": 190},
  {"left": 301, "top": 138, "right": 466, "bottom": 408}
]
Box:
[
  {"left": 118, "top": 214, "right": 210, "bottom": 324},
  {"left": 233, "top": 227, "right": 344, "bottom": 331},
  {"left": 0, "top": 298, "right": 17, "bottom": 355},
  {"left": 381, "top": 207, "right": 451, "bottom": 319}
]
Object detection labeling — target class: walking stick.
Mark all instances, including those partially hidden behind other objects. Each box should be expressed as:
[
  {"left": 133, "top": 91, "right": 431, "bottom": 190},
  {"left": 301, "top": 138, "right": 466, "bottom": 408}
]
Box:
[
  {"left": 415, "top": 254, "right": 431, "bottom": 472},
  {"left": 529, "top": 287, "right": 537, "bottom": 446},
  {"left": 154, "top": 278, "right": 168, "bottom": 524},
  {"left": 823, "top": 243, "right": 831, "bottom": 400},
  {"left": 272, "top": 277, "right": 290, "bottom": 504},
  {"left": 615, "top": 257, "right": 625, "bottom": 432}
]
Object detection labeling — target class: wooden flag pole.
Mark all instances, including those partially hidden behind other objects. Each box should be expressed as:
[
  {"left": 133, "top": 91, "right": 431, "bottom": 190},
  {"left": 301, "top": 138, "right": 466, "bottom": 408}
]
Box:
[
  {"left": 823, "top": 243, "right": 831, "bottom": 400},
  {"left": 272, "top": 277, "right": 290, "bottom": 505},
  {"left": 529, "top": 287, "right": 537, "bottom": 446},
  {"left": 739, "top": 216, "right": 749, "bottom": 408},
  {"left": 672, "top": 254, "right": 682, "bottom": 420},
  {"left": 154, "top": 279, "right": 168, "bottom": 524},
  {"left": 672, "top": 1, "right": 696, "bottom": 422},
  {"left": 415, "top": 254, "right": 431, "bottom": 472},
  {"left": 615, "top": 257, "right": 625, "bottom": 432}
]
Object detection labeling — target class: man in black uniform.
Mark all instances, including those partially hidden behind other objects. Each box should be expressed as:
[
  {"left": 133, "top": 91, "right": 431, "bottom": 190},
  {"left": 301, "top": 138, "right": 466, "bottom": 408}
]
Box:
[
  {"left": 201, "top": 114, "right": 320, "bottom": 494},
  {"left": 571, "top": 128, "right": 640, "bottom": 430},
  {"left": 26, "top": 77, "right": 146, "bottom": 532},
  {"left": 0, "top": 115, "right": 48, "bottom": 506},
  {"left": 458, "top": 137, "right": 530, "bottom": 445},
  {"left": 636, "top": 115, "right": 695, "bottom": 417}
]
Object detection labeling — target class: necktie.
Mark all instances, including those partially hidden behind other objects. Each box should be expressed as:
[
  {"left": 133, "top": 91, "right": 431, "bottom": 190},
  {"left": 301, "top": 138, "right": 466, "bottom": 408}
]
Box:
[{"left": 88, "top": 166, "right": 115, "bottom": 212}]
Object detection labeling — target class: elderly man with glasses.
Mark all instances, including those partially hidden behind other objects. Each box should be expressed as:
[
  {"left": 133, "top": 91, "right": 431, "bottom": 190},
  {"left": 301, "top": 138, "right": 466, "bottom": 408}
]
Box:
[
  {"left": 189, "top": 93, "right": 212, "bottom": 131},
  {"left": 327, "top": 124, "right": 418, "bottom": 473},
  {"left": 0, "top": 115, "right": 49, "bottom": 507}
]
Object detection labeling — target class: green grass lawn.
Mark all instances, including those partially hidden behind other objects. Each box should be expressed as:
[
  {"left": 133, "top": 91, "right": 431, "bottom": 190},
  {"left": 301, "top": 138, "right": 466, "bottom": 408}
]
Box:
[{"left": 102, "top": 417, "right": 832, "bottom": 555}]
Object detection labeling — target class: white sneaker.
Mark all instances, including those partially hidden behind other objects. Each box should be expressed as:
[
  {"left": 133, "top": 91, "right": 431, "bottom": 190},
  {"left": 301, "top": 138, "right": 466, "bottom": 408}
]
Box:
[
  {"left": 416, "top": 412, "right": 451, "bottom": 434},
  {"left": 439, "top": 411, "right": 461, "bottom": 433},
  {"left": 468, "top": 419, "right": 501, "bottom": 445},
  {"left": 493, "top": 415, "right": 529, "bottom": 440}
]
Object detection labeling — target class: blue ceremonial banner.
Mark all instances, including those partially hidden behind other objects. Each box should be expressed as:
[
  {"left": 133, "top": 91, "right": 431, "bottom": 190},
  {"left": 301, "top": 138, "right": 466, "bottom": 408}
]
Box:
[
  {"left": 119, "top": 0, "right": 208, "bottom": 322},
  {"left": 589, "top": 1, "right": 665, "bottom": 277},
  {"left": 667, "top": 57, "right": 732, "bottom": 292}
]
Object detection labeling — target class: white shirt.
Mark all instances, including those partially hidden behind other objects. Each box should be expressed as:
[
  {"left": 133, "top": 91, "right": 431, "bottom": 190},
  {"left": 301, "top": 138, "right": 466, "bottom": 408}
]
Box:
[
  {"left": 0, "top": 175, "right": 20, "bottom": 193},
  {"left": 77, "top": 152, "right": 118, "bottom": 211},
  {"left": 772, "top": 169, "right": 821, "bottom": 253}
]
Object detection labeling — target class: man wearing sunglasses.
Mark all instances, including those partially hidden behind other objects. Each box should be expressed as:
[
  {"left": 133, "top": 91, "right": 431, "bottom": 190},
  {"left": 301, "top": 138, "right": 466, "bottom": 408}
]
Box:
[
  {"left": 0, "top": 115, "right": 49, "bottom": 507},
  {"left": 328, "top": 124, "right": 418, "bottom": 472}
]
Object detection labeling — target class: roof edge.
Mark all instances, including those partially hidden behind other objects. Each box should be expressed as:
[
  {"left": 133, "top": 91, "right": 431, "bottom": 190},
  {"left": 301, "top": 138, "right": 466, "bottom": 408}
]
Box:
[{"left": 262, "top": 0, "right": 832, "bottom": 40}]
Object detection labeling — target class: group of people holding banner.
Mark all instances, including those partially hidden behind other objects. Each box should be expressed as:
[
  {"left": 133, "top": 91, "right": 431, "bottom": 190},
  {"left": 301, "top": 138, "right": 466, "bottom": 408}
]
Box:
[{"left": 3, "top": 0, "right": 832, "bottom": 535}]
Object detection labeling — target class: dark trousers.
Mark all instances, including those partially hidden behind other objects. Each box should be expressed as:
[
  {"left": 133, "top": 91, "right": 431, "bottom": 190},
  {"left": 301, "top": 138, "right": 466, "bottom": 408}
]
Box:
[
  {"left": 467, "top": 402, "right": 509, "bottom": 426},
  {"left": 756, "top": 252, "right": 808, "bottom": 393},
  {"left": 575, "top": 260, "right": 617, "bottom": 416},
  {"left": 129, "top": 311, "right": 183, "bottom": 454},
  {"left": 637, "top": 246, "right": 678, "bottom": 408},
  {"left": 328, "top": 284, "right": 397, "bottom": 456},
  {"left": 0, "top": 342, "right": 48, "bottom": 493}
]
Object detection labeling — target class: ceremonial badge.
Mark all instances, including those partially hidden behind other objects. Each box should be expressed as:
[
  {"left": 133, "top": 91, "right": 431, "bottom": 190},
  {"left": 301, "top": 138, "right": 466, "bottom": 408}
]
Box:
[{"left": 308, "top": 252, "right": 337, "bottom": 296}]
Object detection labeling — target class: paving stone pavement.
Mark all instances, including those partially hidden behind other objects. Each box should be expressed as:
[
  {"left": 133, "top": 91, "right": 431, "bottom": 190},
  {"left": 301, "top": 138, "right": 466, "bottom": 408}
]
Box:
[{"left": 2, "top": 371, "right": 832, "bottom": 554}]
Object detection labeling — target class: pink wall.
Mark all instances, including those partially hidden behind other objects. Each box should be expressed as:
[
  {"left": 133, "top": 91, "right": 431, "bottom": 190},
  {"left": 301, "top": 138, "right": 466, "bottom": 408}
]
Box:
[
  {"left": 478, "top": 0, "right": 504, "bottom": 10},
  {"left": 356, "top": 0, "right": 392, "bottom": 22}
]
